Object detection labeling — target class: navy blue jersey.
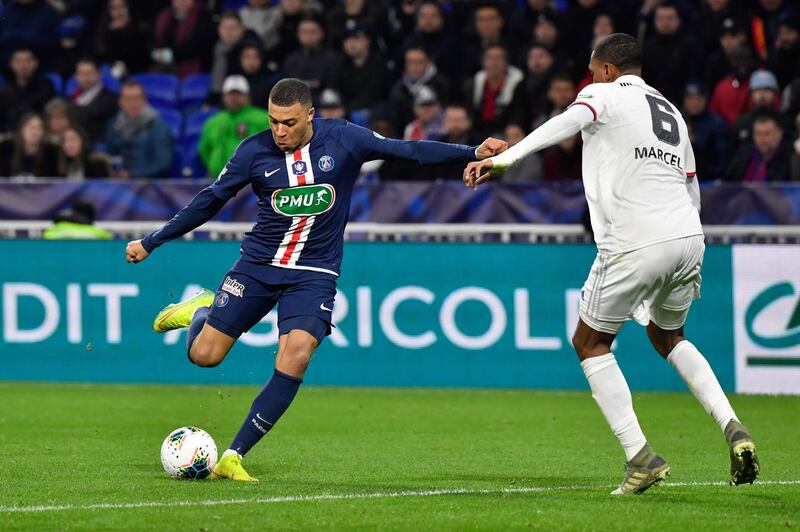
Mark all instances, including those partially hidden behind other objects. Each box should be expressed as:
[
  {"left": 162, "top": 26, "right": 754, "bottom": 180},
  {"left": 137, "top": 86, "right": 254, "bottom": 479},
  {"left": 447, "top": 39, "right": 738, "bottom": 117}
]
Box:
[{"left": 142, "top": 118, "right": 478, "bottom": 275}]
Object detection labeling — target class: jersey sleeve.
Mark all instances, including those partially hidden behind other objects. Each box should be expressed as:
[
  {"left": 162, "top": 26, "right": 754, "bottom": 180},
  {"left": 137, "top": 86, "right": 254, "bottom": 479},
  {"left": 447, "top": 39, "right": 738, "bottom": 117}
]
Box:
[
  {"left": 210, "top": 138, "right": 255, "bottom": 200},
  {"left": 341, "top": 121, "right": 477, "bottom": 164},
  {"left": 566, "top": 84, "right": 609, "bottom": 124},
  {"left": 685, "top": 141, "right": 701, "bottom": 211}
]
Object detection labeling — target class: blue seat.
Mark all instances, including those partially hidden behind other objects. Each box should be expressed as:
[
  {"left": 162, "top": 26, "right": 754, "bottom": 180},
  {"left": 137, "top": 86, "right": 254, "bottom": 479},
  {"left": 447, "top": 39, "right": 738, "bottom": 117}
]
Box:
[
  {"left": 158, "top": 108, "right": 183, "bottom": 139},
  {"left": 349, "top": 109, "right": 370, "bottom": 127},
  {"left": 64, "top": 72, "right": 121, "bottom": 97},
  {"left": 184, "top": 108, "right": 217, "bottom": 139},
  {"left": 46, "top": 72, "right": 62, "bottom": 95},
  {"left": 180, "top": 73, "right": 211, "bottom": 110},
  {"left": 132, "top": 73, "right": 179, "bottom": 109},
  {"left": 222, "top": 0, "right": 248, "bottom": 9},
  {"left": 179, "top": 136, "right": 207, "bottom": 178}
]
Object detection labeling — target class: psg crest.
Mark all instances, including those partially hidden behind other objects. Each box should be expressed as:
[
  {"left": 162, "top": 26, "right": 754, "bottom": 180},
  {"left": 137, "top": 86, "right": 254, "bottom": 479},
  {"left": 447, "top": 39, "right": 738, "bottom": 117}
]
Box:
[
  {"left": 318, "top": 155, "right": 335, "bottom": 172},
  {"left": 292, "top": 160, "right": 307, "bottom": 175}
]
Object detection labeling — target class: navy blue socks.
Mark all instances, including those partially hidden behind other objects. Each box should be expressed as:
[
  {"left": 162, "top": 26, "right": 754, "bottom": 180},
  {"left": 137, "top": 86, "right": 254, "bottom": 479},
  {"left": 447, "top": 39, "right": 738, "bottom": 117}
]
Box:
[{"left": 230, "top": 369, "right": 303, "bottom": 455}]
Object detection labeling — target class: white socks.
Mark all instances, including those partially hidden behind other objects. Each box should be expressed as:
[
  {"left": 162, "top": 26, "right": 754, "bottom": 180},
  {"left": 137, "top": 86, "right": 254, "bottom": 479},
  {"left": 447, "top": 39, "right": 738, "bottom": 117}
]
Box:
[
  {"left": 581, "top": 353, "right": 647, "bottom": 461},
  {"left": 222, "top": 449, "right": 240, "bottom": 459},
  {"left": 667, "top": 340, "right": 737, "bottom": 431}
]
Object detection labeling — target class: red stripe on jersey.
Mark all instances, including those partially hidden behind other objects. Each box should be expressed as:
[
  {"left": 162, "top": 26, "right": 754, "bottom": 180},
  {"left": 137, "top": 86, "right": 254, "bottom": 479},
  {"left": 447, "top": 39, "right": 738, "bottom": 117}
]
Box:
[
  {"left": 568, "top": 101, "right": 598, "bottom": 121},
  {"left": 280, "top": 216, "right": 308, "bottom": 264},
  {"left": 293, "top": 149, "right": 306, "bottom": 186}
]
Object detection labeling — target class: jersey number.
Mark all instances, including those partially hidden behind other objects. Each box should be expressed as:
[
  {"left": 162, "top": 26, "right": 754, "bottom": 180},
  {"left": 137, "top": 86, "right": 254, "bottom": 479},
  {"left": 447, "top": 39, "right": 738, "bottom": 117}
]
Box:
[{"left": 645, "top": 94, "right": 680, "bottom": 146}]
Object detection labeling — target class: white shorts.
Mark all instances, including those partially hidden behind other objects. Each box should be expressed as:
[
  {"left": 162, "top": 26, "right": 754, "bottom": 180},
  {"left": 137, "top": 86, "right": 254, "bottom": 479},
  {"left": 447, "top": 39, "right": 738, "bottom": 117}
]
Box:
[{"left": 579, "top": 235, "right": 704, "bottom": 334}]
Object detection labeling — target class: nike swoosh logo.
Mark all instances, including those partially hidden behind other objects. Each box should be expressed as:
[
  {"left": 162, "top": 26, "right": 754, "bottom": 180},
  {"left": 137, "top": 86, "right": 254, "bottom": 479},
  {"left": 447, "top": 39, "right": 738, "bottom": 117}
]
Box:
[
  {"left": 265, "top": 168, "right": 280, "bottom": 177},
  {"left": 320, "top": 303, "right": 332, "bottom": 312},
  {"left": 255, "top": 413, "right": 273, "bottom": 426}
]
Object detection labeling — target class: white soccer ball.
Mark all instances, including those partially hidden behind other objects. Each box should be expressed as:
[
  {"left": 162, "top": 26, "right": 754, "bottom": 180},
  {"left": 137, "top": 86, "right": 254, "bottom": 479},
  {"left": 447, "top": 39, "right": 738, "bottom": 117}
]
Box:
[{"left": 160, "top": 426, "right": 218, "bottom": 480}]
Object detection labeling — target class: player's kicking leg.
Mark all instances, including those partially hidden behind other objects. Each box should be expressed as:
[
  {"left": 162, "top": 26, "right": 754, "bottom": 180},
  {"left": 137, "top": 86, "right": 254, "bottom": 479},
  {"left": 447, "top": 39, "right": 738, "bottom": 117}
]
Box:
[
  {"left": 572, "top": 318, "right": 670, "bottom": 495},
  {"left": 647, "top": 321, "right": 760, "bottom": 485}
]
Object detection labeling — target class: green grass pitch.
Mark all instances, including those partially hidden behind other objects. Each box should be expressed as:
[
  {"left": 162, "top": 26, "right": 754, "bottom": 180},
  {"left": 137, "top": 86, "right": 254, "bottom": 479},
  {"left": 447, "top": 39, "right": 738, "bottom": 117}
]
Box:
[{"left": 1, "top": 382, "right": 798, "bottom": 530}]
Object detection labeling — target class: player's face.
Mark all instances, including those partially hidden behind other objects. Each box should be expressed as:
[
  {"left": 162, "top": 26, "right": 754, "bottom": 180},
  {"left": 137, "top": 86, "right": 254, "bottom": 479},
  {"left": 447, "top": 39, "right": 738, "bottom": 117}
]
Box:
[
  {"left": 588, "top": 53, "right": 615, "bottom": 83},
  {"left": 269, "top": 101, "right": 315, "bottom": 152}
]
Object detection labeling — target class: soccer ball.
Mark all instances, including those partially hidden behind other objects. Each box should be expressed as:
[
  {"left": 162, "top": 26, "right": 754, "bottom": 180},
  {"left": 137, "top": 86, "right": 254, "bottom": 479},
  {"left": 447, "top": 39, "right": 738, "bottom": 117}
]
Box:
[{"left": 160, "top": 426, "right": 218, "bottom": 479}]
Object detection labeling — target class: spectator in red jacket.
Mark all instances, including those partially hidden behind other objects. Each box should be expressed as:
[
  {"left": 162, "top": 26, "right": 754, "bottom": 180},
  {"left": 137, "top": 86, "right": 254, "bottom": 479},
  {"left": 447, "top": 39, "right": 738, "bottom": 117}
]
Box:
[
  {"left": 153, "top": 0, "right": 215, "bottom": 78},
  {"left": 709, "top": 45, "right": 756, "bottom": 126}
]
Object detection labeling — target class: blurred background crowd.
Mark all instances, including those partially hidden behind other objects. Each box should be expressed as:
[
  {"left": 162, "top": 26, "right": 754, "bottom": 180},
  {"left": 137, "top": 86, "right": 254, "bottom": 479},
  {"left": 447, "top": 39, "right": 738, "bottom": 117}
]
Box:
[{"left": 1, "top": 0, "right": 799, "bottom": 183}]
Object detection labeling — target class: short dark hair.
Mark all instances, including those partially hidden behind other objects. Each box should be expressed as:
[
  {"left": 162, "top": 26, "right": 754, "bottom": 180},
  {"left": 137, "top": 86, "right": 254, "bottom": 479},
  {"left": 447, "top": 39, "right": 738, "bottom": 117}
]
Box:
[
  {"left": 753, "top": 113, "right": 782, "bottom": 130},
  {"left": 121, "top": 79, "right": 145, "bottom": 95},
  {"left": 269, "top": 78, "right": 312, "bottom": 107},
  {"left": 593, "top": 33, "right": 643, "bottom": 72}
]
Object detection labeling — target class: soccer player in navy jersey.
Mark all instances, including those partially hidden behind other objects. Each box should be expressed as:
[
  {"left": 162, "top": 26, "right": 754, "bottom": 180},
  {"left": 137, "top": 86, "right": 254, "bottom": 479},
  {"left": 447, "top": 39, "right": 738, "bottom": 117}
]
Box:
[{"left": 125, "top": 78, "right": 507, "bottom": 481}]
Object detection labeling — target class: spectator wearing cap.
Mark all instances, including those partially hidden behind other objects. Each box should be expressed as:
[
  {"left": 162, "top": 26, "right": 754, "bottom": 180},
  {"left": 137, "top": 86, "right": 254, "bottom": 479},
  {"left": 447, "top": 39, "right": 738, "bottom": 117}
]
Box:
[
  {"left": 643, "top": 3, "right": 702, "bottom": 105},
  {"left": 94, "top": 0, "right": 150, "bottom": 78},
  {"left": 388, "top": 46, "right": 450, "bottom": 133},
  {"left": 153, "top": 0, "right": 215, "bottom": 78},
  {"left": 54, "top": 15, "right": 87, "bottom": 79},
  {"left": 0, "top": 0, "right": 61, "bottom": 70},
  {"left": 326, "top": 0, "right": 385, "bottom": 52},
  {"left": 705, "top": 17, "right": 749, "bottom": 90},
  {"left": 209, "top": 12, "right": 263, "bottom": 104},
  {"left": 462, "top": 3, "right": 509, "bottom": 77},
  {"left": 43, "top": 200, "right": 113, "bottom": 240},
  {"left": 330, "top": 24, "right": 389, "bottom": 115},
  {"left": 281, "top": 14, "right": 340, "bottom": 97},
  {"left": 105, "top": 80, "right": 173, "bottom": 178},
  {"left": 237, "top": 44, "right": 281, "bottom": 109},
  {"left": 317, "top": 89, "right": 346, "bottom": 119},
  {"left": 463, "top": 44, "right": 525, "bottom": 137},
  {"left": 690, "top": 0, "right": 746, "bottom": 57},
  {"left": 709, "top": 45, "right": 756, "bottom": 127},
  {"left": 725, "top": 114, "right": 794, "bottom": 182},
  {"left": 0, "top": 48, "right": 56, "bottom": 133},
  {"left": 770, "top": 11, "right": 800, "bottom": 87},
  {"left": 199, "top": 75, "right": 269, "bottom": 178},
  {"left": 69, "top": 58, "right": 118, "bottom": 144},
  {"left": 399, "top": 2, "right": 461, "bottom": 88},
  {"left": 403, "top": 85, "right": 444, "bottom": 141},
  {"left": 682, "top": 81, "right": 729, "bottom": 180},
  {"left": 732, "top": 70, "right": 791, "bottom": 149}
]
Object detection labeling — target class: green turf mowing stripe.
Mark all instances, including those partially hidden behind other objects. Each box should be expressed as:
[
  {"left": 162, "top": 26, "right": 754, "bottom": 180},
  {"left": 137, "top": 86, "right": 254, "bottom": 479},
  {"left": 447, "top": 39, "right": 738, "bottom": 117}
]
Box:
[{"left": 2, "top": 480, "right": 799, "bottom": 514}]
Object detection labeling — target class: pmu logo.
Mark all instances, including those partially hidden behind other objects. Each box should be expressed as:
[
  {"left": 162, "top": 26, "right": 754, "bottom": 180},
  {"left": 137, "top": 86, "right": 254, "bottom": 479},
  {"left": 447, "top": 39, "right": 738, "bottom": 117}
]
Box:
[{"left": 745, "top": 282, "right": 800, "bottom": 349}]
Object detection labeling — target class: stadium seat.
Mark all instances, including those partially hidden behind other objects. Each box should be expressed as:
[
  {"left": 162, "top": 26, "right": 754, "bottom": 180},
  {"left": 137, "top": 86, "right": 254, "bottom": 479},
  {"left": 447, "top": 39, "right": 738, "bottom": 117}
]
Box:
[
  {"left": 183, "top": 108, "right": 217, "bottom": 139},
  {"left": 46, "top": 72, "right": 63, "bottom": 95},
  {"left": 349, "top": 109, "right": 370, "bottom": 127},
  {"left": 180, "top": 73, "right": 211, "bottom": 110},
  {"left": 179, "top": 136, "right": 207, "bottom": 178},
  {"left": 64, "top": 72, "right": 121, "bottom": 97},
  {"left": 132, "top": 73, "right": 179, "bottom": 109},
  {"left": 221, "top": 0, "right": 248, "bottom": 9},
  {"left": 159, "top": 108, "right": 183, "bottom": 140}
]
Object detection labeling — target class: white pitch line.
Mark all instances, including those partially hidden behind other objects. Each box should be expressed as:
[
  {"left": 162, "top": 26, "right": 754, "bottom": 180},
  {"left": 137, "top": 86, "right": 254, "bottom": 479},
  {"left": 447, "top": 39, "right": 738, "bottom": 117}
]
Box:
[{"left": 2, "top": 480, "right": 799, "bottom": 514}]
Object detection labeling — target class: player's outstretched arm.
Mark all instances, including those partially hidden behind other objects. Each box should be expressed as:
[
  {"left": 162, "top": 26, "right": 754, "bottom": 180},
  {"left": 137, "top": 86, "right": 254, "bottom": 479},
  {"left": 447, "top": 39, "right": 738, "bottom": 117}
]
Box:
[{"left": 463, "top": 104, "right": 596, "bottom": 190}]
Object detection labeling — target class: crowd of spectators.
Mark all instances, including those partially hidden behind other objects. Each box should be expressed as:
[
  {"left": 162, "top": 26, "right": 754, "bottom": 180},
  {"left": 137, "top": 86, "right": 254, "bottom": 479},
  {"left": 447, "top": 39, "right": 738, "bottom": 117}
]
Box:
[{"left": 0, "top": 0, "right": 799, "bottom": 182}]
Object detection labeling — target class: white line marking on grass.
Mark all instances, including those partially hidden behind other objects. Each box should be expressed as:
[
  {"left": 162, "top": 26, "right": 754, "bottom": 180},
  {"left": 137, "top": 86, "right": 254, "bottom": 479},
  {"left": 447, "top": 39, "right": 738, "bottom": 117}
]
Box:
[{"left": 2, "top": 480, "right": 799, "bottom": 514}]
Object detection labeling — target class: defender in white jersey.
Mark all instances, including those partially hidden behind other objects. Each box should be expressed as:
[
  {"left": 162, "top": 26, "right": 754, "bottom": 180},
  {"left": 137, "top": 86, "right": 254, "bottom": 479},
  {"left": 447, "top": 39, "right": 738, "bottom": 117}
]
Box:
[{"left": 464, "top": 34, "right": 759, "bottom": 495}]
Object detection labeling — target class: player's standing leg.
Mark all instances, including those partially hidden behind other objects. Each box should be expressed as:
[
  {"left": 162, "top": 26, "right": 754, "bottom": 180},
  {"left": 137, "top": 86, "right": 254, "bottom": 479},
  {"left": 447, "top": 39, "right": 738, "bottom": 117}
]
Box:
[
  {"left": 648, "top": 323, "right": 760, "bottom": 485},
  {"left": 212, "top": 328, "right": 319, "bottom": 481},
  {"left": 573, "top": 319, "right": 670, "bottom": 495}
]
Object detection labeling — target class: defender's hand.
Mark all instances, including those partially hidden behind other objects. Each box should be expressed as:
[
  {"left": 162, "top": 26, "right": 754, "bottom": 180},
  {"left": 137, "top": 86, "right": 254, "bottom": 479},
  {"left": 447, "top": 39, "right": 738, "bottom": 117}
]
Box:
[
  {"left": 126, "top": 240, "right": 150, "bottom": 263},
  {"left": 463, "top": 159, "right": 496, "bottom": 190},
  {"left": 475, "top": 137, "right": 508, "bottom": 160}
]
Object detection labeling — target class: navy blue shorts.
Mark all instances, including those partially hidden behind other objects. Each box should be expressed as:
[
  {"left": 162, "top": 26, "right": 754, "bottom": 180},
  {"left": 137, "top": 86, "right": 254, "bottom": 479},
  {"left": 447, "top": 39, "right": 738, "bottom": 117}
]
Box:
[{"left": 206, "top": 259, "right": 336, "bottom": 344}]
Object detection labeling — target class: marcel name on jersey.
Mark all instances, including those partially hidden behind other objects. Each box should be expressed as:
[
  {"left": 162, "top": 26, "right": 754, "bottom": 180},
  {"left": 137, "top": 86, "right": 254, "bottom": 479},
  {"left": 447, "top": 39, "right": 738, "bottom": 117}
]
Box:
[{"left": 633, "top": 145, "right": 683, "bottom": 171}]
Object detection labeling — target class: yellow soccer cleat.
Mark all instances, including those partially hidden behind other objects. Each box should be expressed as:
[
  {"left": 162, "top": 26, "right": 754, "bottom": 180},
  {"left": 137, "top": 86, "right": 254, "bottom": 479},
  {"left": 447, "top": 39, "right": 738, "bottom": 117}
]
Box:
[
  {"left": 152, "top": 288, "right": 215, "bottom": 333},
  {"left": 211, "top": 452, "right": 259, "bottom": 482}
]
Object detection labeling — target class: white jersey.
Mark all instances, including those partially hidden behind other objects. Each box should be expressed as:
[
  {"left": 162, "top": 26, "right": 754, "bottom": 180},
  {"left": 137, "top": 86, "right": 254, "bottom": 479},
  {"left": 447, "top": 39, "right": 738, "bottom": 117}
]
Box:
[{"left": 569, "top": 75, "right": 702, "bottom": 254}]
